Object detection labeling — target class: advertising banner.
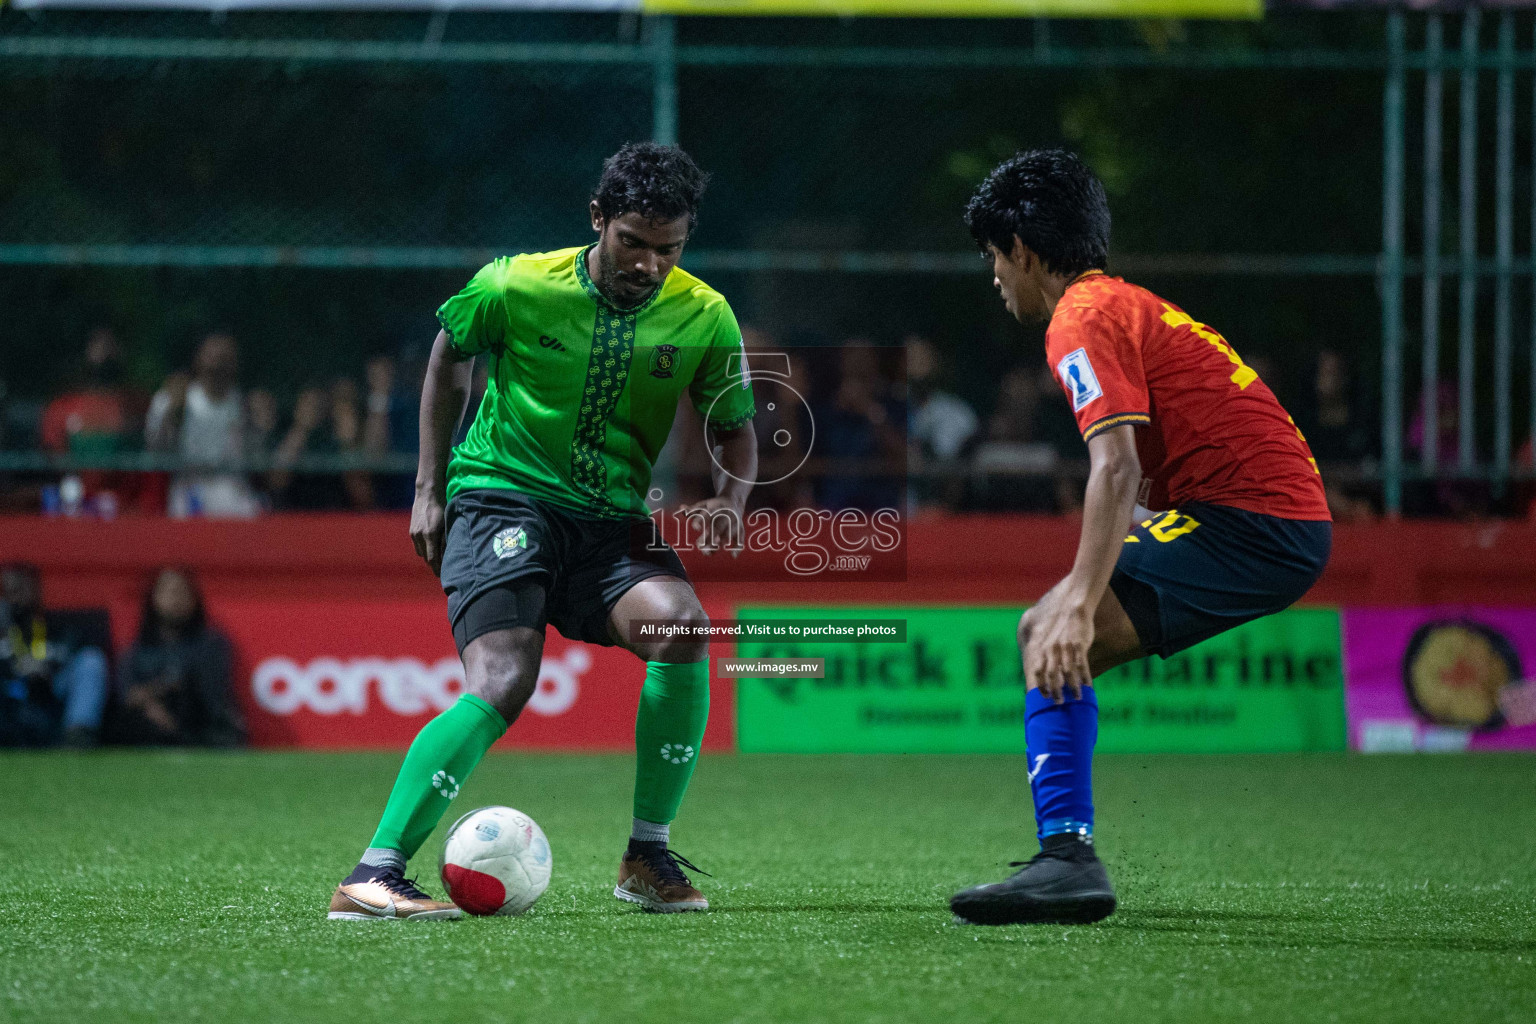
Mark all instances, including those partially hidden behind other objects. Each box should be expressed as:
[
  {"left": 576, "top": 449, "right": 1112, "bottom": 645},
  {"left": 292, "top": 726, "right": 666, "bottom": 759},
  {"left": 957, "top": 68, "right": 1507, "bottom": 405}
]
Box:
[
  {"left": 219, "top": 598, "right": 735, "bottom": 750},
  {"left": 736, "top": 606, "right": 1345, "bottom": 753},
  {"left": 1343, "top": 607, "right": 1536, "bottom": 752}
]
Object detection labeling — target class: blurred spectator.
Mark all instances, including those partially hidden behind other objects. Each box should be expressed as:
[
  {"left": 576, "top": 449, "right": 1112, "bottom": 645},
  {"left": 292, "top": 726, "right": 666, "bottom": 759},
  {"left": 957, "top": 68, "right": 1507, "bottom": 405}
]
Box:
[
  {"left": 39, "top": 327, "right": 151, "bottom": 515},
  {"left": 269, "top": 378, "right": 372, "bottom": 510},
  {"left": 906, "top": 335, "right": 978, "bottom": 511},
  {"left": 360, "top": 350, "right": 422, "bottom": 510},
  {"left": 40, "top": 328, "right": 143, "bottom": 456},
  {"left": 969, "top": 366, "right": 1063, "bottom": 512},
  {"left": 1296, "top": 349, "right": 1372, "bottom": 463},
  {"left": 246, "top": 387, "right": 280, "bottom": 459},
  {"left": 0, "top": 376, "right": 38, "bottom": 512},
  {"left": 113, "top": 567, "right": 243, "bottom": 748},
  {"left": 907, "top": 336, "right": 979, "bottom": 463},
  {"left": 742, "top": 328, "right": 815, "bottom": 511},
  {"left": 0, "top": 563, "right": 109, "bottom": 748},
  {"left": 1296, "top": 349, "right": 1375, "bottom": 521},
  {"left": 1407, "top": 382, "right": 1489, "bottom": 518},
  {"left": 1406, "top": 382, "right": 1458, "bottom": 469},
  {"left": 145, "top": 332, "right": 263, "bottom": 518},
  {"left": 814, "top": 343, "right": 904, "bottom": 512},
  {"left": 984, "top": 365, "right": 1040, "bottom": 446}
]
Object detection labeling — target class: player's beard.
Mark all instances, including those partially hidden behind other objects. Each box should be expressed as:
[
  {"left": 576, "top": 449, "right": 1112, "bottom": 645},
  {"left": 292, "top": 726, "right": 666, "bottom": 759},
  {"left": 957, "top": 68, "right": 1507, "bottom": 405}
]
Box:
[{"left": 595, "top": 244, "right": 659, "bottom": 310}]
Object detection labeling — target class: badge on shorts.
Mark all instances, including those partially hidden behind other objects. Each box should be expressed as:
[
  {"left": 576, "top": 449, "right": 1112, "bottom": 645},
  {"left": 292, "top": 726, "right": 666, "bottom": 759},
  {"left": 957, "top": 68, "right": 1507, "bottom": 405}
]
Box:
[
  {"left": 649, "top": 344, "right": 679, "bottom": 379},
  {"left": 1057, "top": 347, "right": 1104, "bottom": 412},
  {"left": 492, "top": 526, "right": 528, "bottom": 560}
]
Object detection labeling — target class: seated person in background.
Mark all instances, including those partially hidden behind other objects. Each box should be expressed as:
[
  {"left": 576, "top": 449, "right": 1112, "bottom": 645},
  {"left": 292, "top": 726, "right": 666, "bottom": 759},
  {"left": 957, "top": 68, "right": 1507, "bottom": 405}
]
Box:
[
  {"left": 361, "top": 349, "right": 425, "bottom": 511},
  {"left": 268, "top": 378, "right": 373, "bottom": 510},
  {"left": 906, "top": 335, "right": 979, "bottom": 510},
  {"left": 1296, "top": 349, "right": 1376, "bottom": 521},
  {"left": 814, "top": 344, "right": 905, "bottom": 512},
  {"left": 968, "top": 365, "right": 1062, "bottom": 512},
  {"left": 0, "top": 563, "right": 109, "bottom": 748},
  {"left": 40, "top": 326, "right": 151, "bottom": 515},
  {"left": 145, "top": 331, "right": 262, "bottom": 518},
  {"left": 116, "top": 567, "right": 243, "bottom": 748}
]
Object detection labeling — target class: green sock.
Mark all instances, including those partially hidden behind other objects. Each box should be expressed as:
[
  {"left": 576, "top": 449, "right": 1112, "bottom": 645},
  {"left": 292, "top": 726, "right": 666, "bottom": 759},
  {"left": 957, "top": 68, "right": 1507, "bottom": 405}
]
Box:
[
  {"left": 366, "top": 693, "right": 507, "bottom": 860},
  {"left": 632, "top": 660, "right": 710, "bottom": 826}
]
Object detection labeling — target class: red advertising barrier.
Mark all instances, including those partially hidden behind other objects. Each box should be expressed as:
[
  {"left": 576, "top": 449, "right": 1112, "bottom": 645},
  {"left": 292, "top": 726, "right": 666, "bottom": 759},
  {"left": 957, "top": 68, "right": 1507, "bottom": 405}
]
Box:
[
  {"left": 221, "top": 598, "right": 735, "bottom": 751},
  {"left": 7, "top": 513, "right": 1536, "bottom": 616},
  {"left": 5, "top": 512, "right": 1536, "bottom": 750}
]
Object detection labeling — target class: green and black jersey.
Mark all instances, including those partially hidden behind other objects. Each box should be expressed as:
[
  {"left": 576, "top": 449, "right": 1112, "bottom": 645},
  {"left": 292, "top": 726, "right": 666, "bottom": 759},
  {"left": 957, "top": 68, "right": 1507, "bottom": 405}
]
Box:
[{"left": 437, "top": 245, "right": 756, "bottom": 519}]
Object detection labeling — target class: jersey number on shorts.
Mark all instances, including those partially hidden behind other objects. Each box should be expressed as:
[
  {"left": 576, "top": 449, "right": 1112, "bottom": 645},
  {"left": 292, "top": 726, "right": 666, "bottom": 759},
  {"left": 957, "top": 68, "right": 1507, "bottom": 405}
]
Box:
[{"left": 1125, "top": 510, "right": 1202, "bottom": 544}]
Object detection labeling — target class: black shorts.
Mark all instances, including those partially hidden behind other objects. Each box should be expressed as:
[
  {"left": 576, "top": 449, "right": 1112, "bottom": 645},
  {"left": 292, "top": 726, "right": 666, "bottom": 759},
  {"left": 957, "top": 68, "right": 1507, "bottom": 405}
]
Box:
[
  {"left": 440, "top": 488, "right": 688, "bottom": 653},
  {"left": 1109, "top": 501, "right": 1332, "bottom": 659}
]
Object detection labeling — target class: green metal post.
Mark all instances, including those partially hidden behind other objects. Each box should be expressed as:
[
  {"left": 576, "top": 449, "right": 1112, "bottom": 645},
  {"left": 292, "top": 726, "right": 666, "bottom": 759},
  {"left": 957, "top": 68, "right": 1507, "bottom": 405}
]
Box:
[
  {"left": 1458, "top": 8, "right": 1481, "bottom": 472},
  {"left": 649, "top": 15, "right": 678, "bottom": 147},
  {"left": 1383, "top": 10, "right": 1407, "bottom": 514},
  {"left": 1494, "top": 13, "right": 1514, "bottom": 491},
  {"left": 1423, "top": 15, "right": 1444, "bottom": 473}
]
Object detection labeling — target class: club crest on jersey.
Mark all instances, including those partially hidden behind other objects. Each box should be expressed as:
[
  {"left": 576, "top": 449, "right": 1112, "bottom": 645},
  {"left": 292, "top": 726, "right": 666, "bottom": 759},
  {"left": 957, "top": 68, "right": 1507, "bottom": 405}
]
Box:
[
  {"left": 1057, "top": 347, "right": 1104, "bottom": 412},
  {"left": 492, "top": 526, "right": 527, "bottom": 560},
  {"left": 649, "top": 344, "right": 679, "bottom": 379}
]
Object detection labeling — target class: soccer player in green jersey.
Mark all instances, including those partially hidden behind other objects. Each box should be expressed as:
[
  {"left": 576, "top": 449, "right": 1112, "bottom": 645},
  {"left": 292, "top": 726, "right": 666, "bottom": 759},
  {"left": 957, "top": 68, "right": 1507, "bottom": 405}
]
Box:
[{"left": 328, "top": 144, "right": 757, "bottom": 921}]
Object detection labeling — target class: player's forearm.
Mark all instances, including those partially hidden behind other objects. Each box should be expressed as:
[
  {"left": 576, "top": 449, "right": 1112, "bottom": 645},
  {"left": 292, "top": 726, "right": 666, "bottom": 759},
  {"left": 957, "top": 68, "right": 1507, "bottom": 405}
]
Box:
[
  {"left": 415, "top": 330, "right": 473, "bottom": 497},
  {"left": 1062, "top": 430, "right": 1141, "bottom": 610},
  {"left": 709, "top": 423, "right": 757, "bottom": 509}
]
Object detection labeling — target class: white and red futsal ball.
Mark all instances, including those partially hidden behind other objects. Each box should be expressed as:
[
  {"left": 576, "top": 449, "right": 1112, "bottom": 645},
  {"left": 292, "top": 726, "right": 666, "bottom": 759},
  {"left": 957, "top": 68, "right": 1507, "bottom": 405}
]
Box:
[{"left": 440, "top": 806, "right": 552, "bottom": 916}]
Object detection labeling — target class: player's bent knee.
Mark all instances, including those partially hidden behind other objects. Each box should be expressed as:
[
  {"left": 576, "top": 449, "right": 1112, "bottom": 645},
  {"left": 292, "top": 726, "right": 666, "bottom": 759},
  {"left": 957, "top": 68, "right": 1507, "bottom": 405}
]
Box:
[
  {"left": 1088, "top": 586, "right": 1146, "bottom": 678},
  {"left": 1088, "top": 617, "right": 1145, "bottom": 677},
  {"left": 648, "top": 600, "right": 709, "bottom": 662},
  {"left": 462, "top": 628, "right": 543, "bottom": 723}
]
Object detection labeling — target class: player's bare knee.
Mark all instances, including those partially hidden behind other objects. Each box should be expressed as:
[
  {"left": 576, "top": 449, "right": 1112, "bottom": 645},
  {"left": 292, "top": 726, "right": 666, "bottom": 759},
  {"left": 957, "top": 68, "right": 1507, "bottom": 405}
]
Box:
[
  {"left": 463, "top": 632, "right": 542, "bottom": 722},
  {"left": 646, "top": 599, "right": 709, "bottom": 662}
]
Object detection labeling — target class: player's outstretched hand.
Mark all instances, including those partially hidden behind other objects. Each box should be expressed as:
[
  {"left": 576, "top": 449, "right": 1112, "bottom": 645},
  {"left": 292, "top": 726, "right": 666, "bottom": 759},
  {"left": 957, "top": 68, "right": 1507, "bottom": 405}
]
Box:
[
  {"left": 681, "top": 496, "right": 743, "bottom": 555},
  {"left": 411, "top": 489, "right": 448, "bottom": 577},
  {"left": 1020, "top": 593, "right": 1094, "bottom": 703}
]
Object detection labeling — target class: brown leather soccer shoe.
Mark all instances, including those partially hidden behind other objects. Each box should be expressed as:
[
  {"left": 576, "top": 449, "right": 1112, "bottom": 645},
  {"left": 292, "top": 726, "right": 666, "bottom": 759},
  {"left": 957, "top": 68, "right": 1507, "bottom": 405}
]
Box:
[
  {"left": 615, "top": 844, "right": 710, "bottom": 913},
  {"left": 328, "top": 869, "right": 463, "bottom": 922}
]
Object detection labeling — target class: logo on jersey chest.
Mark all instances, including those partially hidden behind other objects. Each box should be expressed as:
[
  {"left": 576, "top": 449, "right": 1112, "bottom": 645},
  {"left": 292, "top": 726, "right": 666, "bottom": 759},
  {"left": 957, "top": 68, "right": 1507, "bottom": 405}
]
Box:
[
  {"left": 648, "top": 344, "right": 679, "bottom": 379},
  {"left": 538, "top": 334, "right": 567, "bottom": 352},
  {"left": 1056, "top": 347, "right": 1103, "bottom": 411}
]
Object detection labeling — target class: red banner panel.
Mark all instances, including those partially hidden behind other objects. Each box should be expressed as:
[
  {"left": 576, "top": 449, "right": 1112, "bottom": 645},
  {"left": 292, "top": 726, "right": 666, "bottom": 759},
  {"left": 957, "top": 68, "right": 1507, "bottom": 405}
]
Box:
[{"left": 219, "top": 599, "right": 736, "bottom": 751}]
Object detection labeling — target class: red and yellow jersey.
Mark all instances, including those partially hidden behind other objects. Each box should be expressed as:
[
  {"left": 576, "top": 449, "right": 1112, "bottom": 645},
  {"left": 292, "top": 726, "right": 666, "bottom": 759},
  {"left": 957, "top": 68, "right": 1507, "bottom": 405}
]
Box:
[{"left": 1044, "top": 271, "right": 1330, "bottom": 521}]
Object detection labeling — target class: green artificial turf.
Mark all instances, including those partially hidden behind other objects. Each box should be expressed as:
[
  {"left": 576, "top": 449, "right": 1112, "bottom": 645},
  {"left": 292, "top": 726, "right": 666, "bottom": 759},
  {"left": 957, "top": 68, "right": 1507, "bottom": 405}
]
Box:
[{"left": 2, "top": 751, "right": 1533, "bottom": 1023}]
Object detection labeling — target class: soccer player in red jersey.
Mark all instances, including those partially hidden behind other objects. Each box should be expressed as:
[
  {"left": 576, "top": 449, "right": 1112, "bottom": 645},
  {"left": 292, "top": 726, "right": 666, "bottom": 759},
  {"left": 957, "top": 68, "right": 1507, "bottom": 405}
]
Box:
[{"left": 950, "top": 150, "right": 1332, "bottom": 926}]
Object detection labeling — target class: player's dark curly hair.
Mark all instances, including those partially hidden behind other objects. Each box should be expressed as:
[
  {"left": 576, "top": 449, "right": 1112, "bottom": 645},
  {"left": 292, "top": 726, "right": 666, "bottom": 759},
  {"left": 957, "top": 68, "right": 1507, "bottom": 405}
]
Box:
[
  {"left": 592, "top": 142, "right": 711, "bottom": 234},
  {"left": 964, "top": 149, "right": 1110, "bottom": 276}
]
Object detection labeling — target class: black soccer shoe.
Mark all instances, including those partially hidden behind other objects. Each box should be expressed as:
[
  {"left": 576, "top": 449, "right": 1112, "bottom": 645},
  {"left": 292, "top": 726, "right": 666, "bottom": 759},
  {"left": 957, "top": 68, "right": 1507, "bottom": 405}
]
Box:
[{"left": 950, "top": 834, "right": 1117, "bottom": 926}]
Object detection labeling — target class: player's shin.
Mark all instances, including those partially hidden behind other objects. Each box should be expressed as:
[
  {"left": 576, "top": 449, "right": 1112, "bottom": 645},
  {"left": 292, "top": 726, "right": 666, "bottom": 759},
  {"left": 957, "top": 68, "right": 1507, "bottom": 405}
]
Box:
[
  {"left": 358, "top": 693, "right": 509, "bottom": 869},
  {"left": 632, "top": 659, "right": 710, "bottom": 837},
  {"left": 1024, "top": 685, "right": 1099, "bottom": 844}
]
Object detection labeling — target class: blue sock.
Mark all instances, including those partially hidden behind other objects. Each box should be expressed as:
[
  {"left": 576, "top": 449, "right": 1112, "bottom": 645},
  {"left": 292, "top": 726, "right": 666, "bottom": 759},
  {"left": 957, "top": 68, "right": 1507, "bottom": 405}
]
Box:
[{"left": 1024, "top": 686, "right": 1098, "bottom": 844}]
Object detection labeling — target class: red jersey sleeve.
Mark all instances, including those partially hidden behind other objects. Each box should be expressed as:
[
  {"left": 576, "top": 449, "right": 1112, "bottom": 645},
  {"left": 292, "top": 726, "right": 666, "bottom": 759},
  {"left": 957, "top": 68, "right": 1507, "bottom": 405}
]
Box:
[{"left": 1045, "top": 307, "right": 1151, "bottom": 442}]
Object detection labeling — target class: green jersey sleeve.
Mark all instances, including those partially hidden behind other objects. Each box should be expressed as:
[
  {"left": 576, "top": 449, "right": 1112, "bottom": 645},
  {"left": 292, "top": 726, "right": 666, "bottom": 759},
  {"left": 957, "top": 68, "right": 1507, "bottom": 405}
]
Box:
[
  {"left": 436, "top": 258, "right": 513, "bottom": 357},
  {"left": 689, "top": 303, "right": 756, "bottom": 430}
]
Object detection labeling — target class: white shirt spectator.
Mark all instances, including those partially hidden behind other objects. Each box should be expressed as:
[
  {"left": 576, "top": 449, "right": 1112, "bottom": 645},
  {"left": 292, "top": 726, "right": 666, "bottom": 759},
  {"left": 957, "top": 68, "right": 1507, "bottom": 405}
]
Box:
[
  {"left": 146, "top": 346, "right": 262, "bottom": 519},
  {"left": 912, "top": 390, "right": 979, "bottom": 461}
]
